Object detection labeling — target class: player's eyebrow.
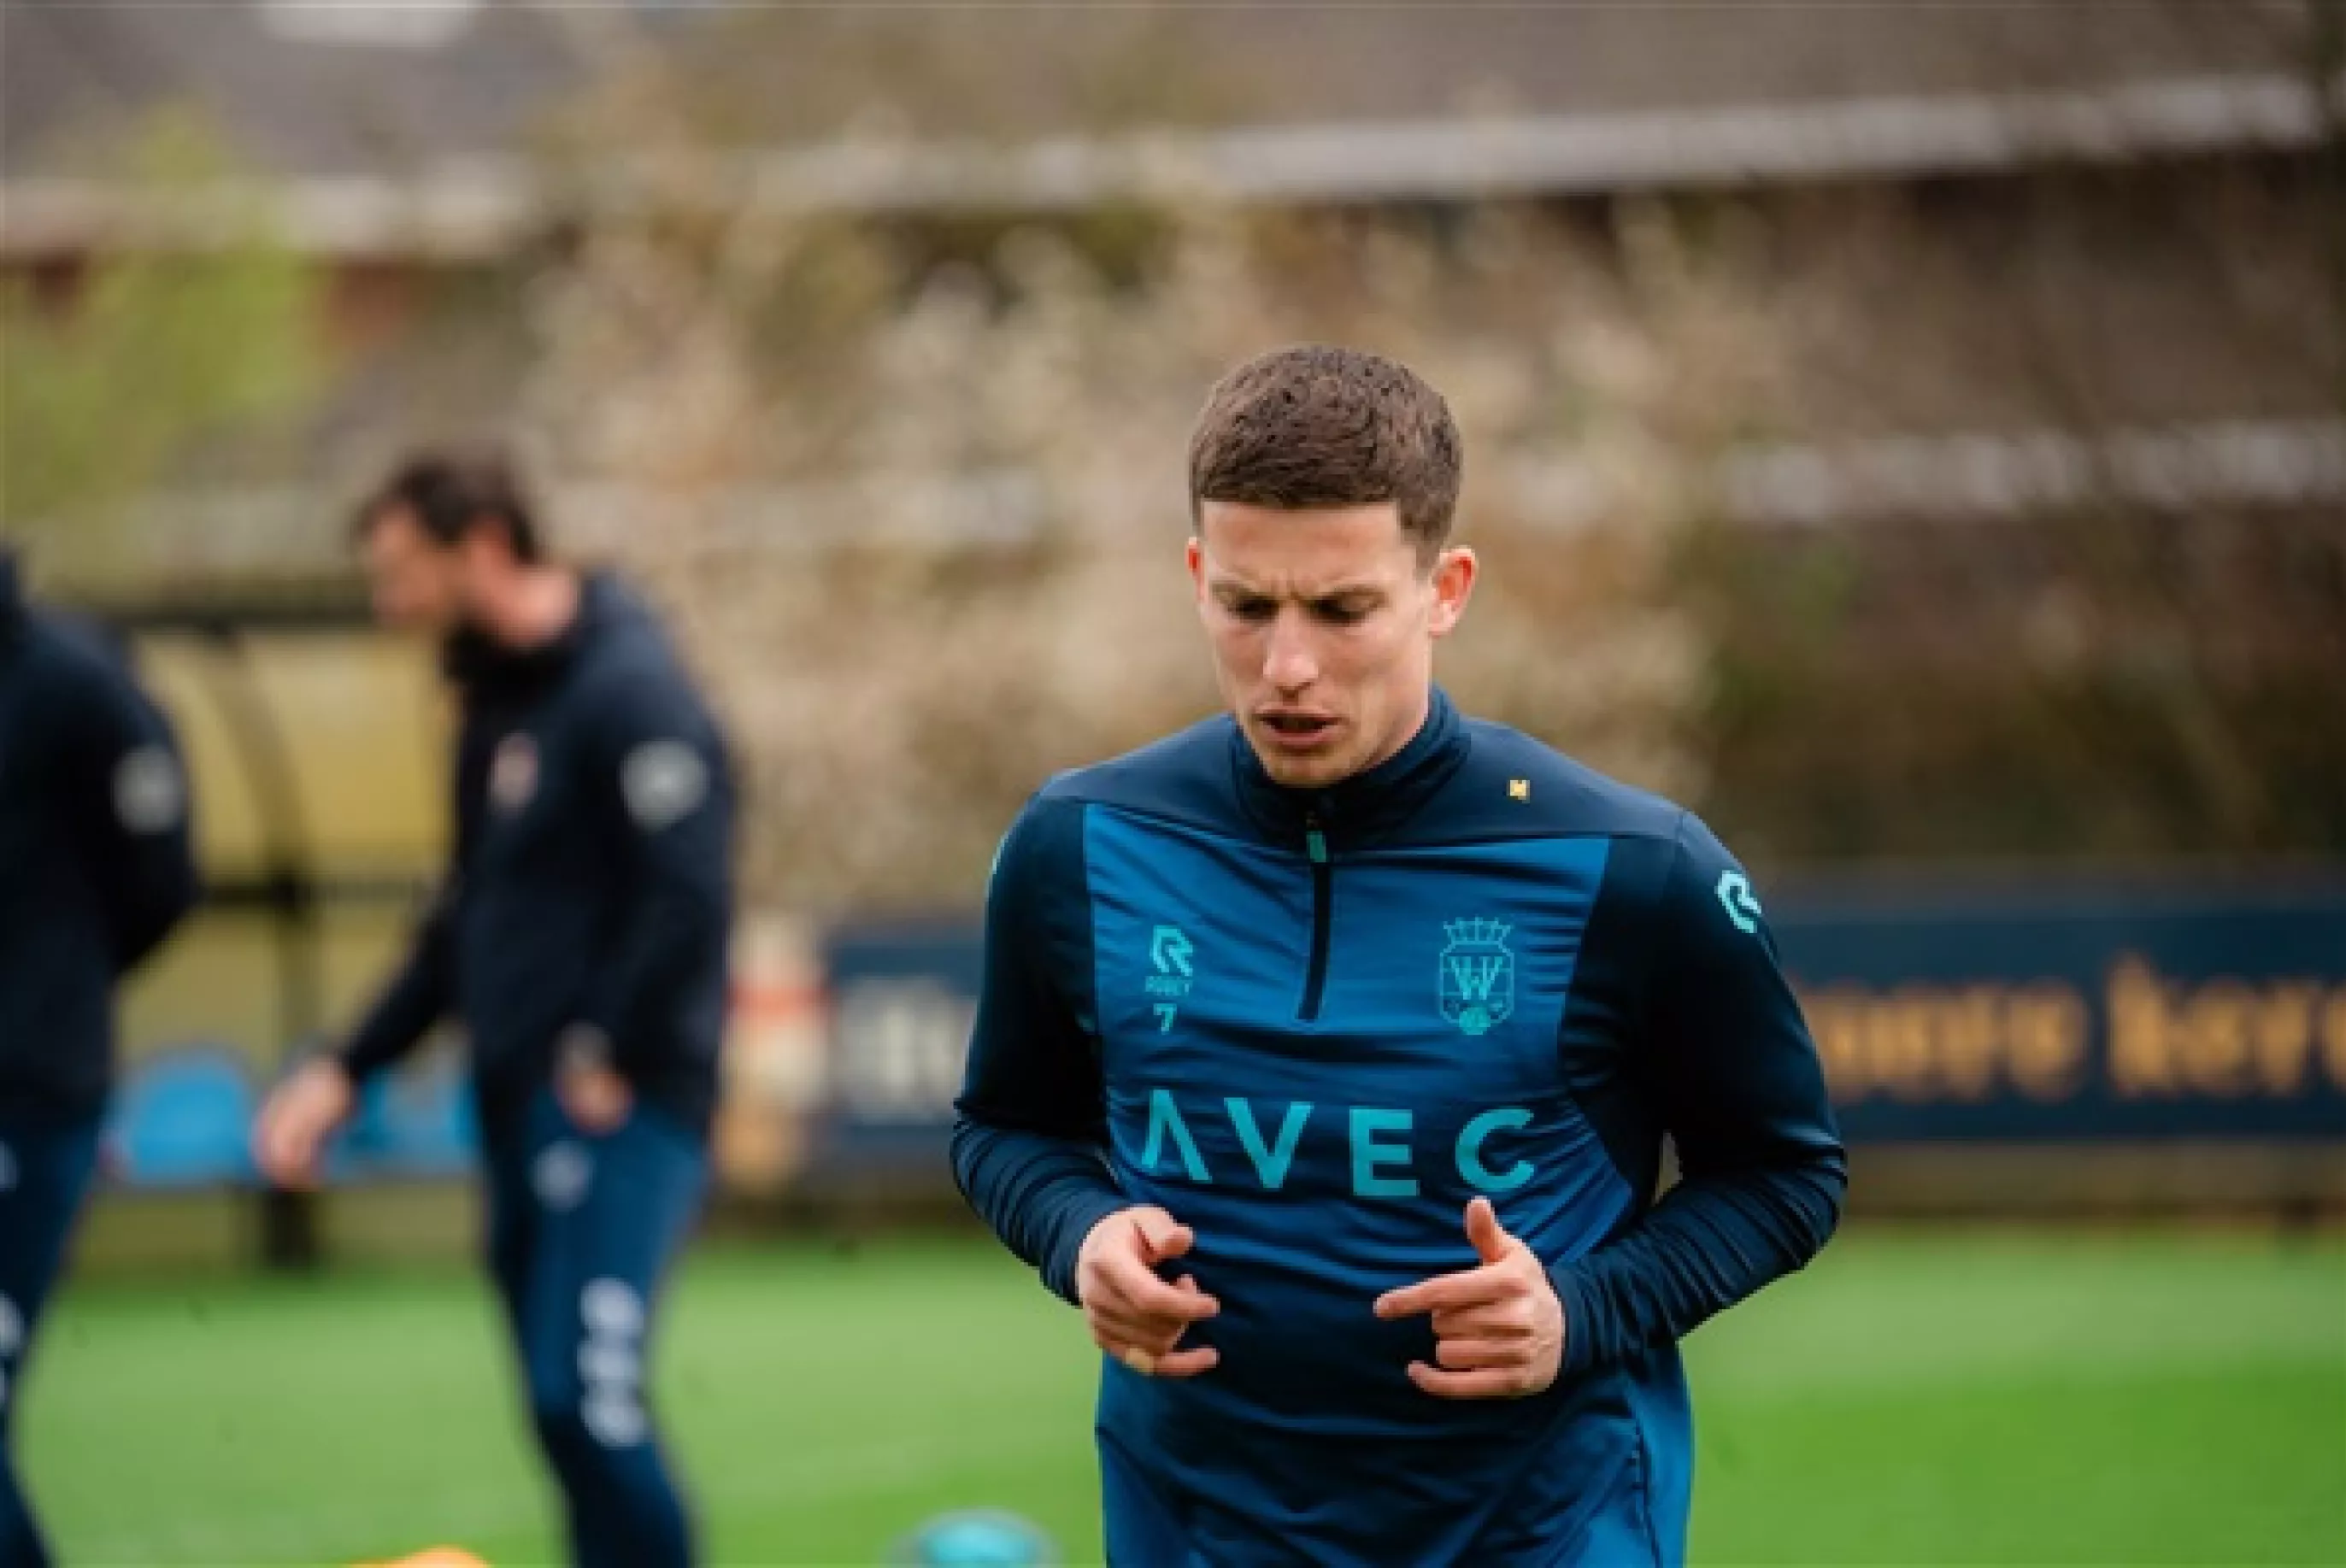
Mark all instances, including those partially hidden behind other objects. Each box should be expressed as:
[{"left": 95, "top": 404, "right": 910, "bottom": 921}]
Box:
[{"left": 1208, "top": 574, "right": 1385, "bottom": 607}]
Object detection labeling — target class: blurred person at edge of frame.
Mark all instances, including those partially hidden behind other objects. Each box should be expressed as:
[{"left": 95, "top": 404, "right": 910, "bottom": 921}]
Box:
[{"left": 0, "top": 544, "right": 201, "bottom": 1568}]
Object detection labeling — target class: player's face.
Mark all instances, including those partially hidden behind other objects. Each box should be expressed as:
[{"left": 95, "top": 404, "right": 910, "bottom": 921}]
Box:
[
  {"left": 1191, "top": 501, "right": 1476, "bottom": 790},
  {"left": 361, "top": 506, "right": 491, "bottom": 636}
]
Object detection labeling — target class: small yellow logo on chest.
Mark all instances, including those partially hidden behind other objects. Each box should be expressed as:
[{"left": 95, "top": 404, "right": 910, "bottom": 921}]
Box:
[{"left": 1508, "top": 778, "right": 1531, "bottom": 802}]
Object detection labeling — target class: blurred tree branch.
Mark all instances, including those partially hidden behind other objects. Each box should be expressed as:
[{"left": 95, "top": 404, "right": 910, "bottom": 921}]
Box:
[{"left": 0, "top": 110, "right": 322, "bottom": 584}]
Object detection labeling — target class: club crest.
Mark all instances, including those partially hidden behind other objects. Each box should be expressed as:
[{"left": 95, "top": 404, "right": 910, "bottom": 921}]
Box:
[
  {"left": 490, "top": 733, "right": 539, "bottom": 812},
  {"left": 1439, "top": 918, "right": 1515, "bottom": 1037}
]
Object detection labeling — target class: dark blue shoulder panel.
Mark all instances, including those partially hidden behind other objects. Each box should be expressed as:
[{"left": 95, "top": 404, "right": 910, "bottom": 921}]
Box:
[
  {"left": 1384, "top": 720, "right": 1685, "bottom": 849},
  {"left": 1039, "top": 714, "right": 1246, "bottom": 838}
]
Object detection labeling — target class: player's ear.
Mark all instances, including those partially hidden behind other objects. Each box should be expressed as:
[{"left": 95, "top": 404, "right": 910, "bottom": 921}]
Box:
[
  {"left": 1187, "top": 537, "right": 1208, "bottom": 608},
  {"left": 1427, "top": 547, "right": 1476, "bottom": 638}
]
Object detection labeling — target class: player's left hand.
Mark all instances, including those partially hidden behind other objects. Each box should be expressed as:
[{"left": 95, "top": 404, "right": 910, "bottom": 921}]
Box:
[
  {"left": 554, "top": 1024, "right": 633, "bottom": 1133},
  {"left": 558, "top": 1060, "right": 634, "bottom": 1133},
  {"left": 1372, "top": 1196, "right": 1565, "bottom": 1399}
]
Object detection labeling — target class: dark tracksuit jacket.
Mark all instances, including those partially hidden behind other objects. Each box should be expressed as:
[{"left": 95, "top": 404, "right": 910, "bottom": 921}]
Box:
[
  {"left": 338, "top": 573, "right": 733, "bottom": 1141},
  {"left": 1, "top": 553, "right": 199, "bottom": 1568},
  {"left": 0, "top": 552, "right": 201, "bottom": 1121},
  {"left": 954, "top": 690, "right": 1845, "bottom": 1566}
]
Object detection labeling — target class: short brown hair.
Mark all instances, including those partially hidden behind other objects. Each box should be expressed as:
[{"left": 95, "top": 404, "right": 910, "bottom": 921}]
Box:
[
  {"left": 1187, "top": 344, "right": 1463, "bottom": 561},
  {"left": 354, "top": 449, "right": 544, "bottom": 565}
]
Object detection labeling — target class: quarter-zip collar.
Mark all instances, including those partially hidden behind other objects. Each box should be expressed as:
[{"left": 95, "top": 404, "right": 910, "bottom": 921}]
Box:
[
  {"left": 1231, "top": 685, "right": 1468, "bottom": 850},
  {"left": 440, "top": 570, "right": 621, "bottom": 703}
]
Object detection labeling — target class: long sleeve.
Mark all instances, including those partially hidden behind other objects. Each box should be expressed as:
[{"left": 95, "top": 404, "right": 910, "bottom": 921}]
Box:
[
  {"left": 339, "top": 885, "right": 459, "bottom": 1084},
  {"left": 950, "top": 795, "right": 1130, "bottom": 1306},
  {"left": 338, "top": 704, "right": 492, "bottom": 1084},
  {"left": 62, "top": 648, "right": 200, "bottom": 974},
  {"left": 569, "top": 675, "right": 735, "bottom": 1077},
  {"left": 1549, "top": 812, "right": 1846, "bottom": 1376}
]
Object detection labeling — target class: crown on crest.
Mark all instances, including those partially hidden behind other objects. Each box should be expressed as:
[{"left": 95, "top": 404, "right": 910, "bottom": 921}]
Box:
[{"left": 1443, "top": 918, "right": 1512, "bottom": 948}]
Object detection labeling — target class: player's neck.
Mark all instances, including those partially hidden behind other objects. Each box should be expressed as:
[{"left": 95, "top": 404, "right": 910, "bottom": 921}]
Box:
[
  {"left": 484, "top": 567, "right": 582, "bottom": 652},
  {"left": 1352, "top": 690, "right": 1436, "bottom": 781}
]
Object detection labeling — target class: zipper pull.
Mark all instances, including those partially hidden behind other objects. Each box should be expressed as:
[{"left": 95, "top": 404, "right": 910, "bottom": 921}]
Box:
[{"left": 1304, "top": 811, "right": 1328, "bottom": 865}]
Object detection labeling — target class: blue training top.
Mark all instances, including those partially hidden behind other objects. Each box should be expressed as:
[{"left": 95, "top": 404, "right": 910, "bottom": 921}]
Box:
[{"left": 952, "top": 688, "right": 1846, "bottom": 1566}]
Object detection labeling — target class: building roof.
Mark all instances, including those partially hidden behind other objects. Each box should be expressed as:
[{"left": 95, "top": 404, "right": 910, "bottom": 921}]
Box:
[
  {"left": 2, "top": 1, "right": 578, "bottom": 179},
  {"left": 2, "top": 3, "right": 2325, "bottom": 255}
]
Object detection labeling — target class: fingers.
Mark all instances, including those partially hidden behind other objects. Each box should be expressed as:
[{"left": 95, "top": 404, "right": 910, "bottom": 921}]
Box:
[
  {"left": 1085, "top": 1265, "right": 1220, "bottom": 1385},
  {"left": 1150, "top": 1346, "right": 1220, "bottom": 1379},
  {"left": 1086, "top": 1298, "right": 1219, "bottom": 1381},
  {"left": 1095, "top": 1251, "right": 1220, "bottom": 1324},
  {"left": 1377, "top": 1202, "right": 1559, "bottom": 1401},
  {"left": 255, "top": 1063, "right": 353, "bottom": 1189},
  {"left": 1432, "top": 1299, "right": 1536, "bottom": 1341},
  {"left": 1374, "top": 1264, "right": 1517, "bottom": 1321},
  {"left": 1432, "top": 1337, "right": 1524, "bottom": 1371},
  {"left": 1130, "top": 1209, "right": 1196, "bottom": 1266},
  {"left": 254, "top": 1099, "right": 321, "bottom": 1189},
  {"left": 1093, "top": 1335, "right": 1221, "bottom": 1379},
  {"left": 262, "top": 1142, "right": 319, "bottom": 1190},
  {"left": 1089, "top": 1310, "right": 1164, "bottom": 1353},
  {"left": 1407, "top": 1360, "right": 1533, "bottom": 1401},
  {"left": 1374, "top": 1203, "right": 1528, "bottom": 1319},
  {"left": 557, "top": 1073, "right": 632, "bottom": 1134},
  {"left": 1090, "top": 1299, "right": 1192, "bottom": 1351},
  {"left": 1464, "top": 1197, "right": 1512, "bottom": 1266},
  {"left": 1077, "top": 1208, "right": 1220, "bottom": 1380}
]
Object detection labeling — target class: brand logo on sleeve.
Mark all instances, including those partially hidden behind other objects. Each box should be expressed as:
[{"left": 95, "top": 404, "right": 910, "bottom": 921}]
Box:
[
  {"left": 114, "top": 746, "right": 184, "bottom": 833},
  {"left": 1716, "top": 870, "right": 1764, "bottom": 935},
  {"left": 621, "top": 740, "right": 708, "bottom": 831}
]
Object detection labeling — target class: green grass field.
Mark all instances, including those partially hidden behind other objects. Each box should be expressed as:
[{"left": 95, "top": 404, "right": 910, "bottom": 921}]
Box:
[{"left": 19, "top": 1228, "right": 2345, "bottom": 1566}]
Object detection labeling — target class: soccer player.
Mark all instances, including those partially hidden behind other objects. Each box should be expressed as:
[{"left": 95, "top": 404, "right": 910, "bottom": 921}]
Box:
[
  {"left": 1, "top": 546, "right": 201, "bottom": 1567},
  {"left": 251, "top": 455, "right": 733, "bottom": 1568},
  {"left": 953, "top": 346, "right": 1846, "bottom": 1565}
]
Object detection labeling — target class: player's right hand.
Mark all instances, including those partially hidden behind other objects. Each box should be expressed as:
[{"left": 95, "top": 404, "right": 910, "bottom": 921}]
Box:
[
  {"left": 253, "top": 1057, "right": 356, "bottom": 1190},
  {"left": 1075, "top": 1206, "right": 1221, "bottom": 1378}
]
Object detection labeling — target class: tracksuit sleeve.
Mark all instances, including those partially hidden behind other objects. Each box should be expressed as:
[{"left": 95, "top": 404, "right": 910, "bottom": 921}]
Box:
[
  {"left": 65, "top": 648, "right": 200, "bottom": 973},
  {"left": 570, "top": 675, "right": 736, "bottom": 1080},
  {"left": 339, "top": 712, "right": 488, "bottom": 1085},
  {"left": 1549, "top": 812, "right": 1846, "bottom": 1376},
  {"left": 950, "top": 796, "right": 1130, "bottom": 1306},
  {"left": 339, "top": 884, "right": 459, "bottom": 1084}
]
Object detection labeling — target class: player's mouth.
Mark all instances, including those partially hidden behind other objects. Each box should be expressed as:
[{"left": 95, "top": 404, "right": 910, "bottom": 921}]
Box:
[{"left": 1256, "top": 710, "right": 1341, "bottom": 751}]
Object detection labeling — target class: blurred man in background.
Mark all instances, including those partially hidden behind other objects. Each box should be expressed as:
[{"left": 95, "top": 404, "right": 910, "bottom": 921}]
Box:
[
  {"left": 954, "top": 346, "right": 1846, "bottom": 1565},
  {"left": 0, "top": 545, "right": 201, "bottom": 1568},
  {"left": 252, "top": 455, "right": 734, "bottom": 1568}
]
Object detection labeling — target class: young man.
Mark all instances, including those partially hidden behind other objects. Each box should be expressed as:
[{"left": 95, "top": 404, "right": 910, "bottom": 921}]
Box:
[
  {"left": 954, "top": 346, "right": 1846, "bottom": 1565},
  {"left": 0, "top": 547, "right": 201, "bottom": 1567},
  {"left": 252, "top": 455, "right": 733, "bottom": 1568}
]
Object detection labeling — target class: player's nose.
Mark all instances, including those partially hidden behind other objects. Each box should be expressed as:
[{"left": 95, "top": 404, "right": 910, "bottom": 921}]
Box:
[{"left": 1262, "top": 612, "right": 1320, "bottom": 694}]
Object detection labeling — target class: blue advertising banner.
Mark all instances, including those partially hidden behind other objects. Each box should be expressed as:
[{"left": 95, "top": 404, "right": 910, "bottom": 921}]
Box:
[
  {"left": 814, "top": 919, "right": 983, "bottom": 1177},
  {"left": 816, "top": 881, "right": 2346, "bottom": 1164},
  {"left": 1783, "top": 882, "right": 2346, "bottom": 1142}
]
